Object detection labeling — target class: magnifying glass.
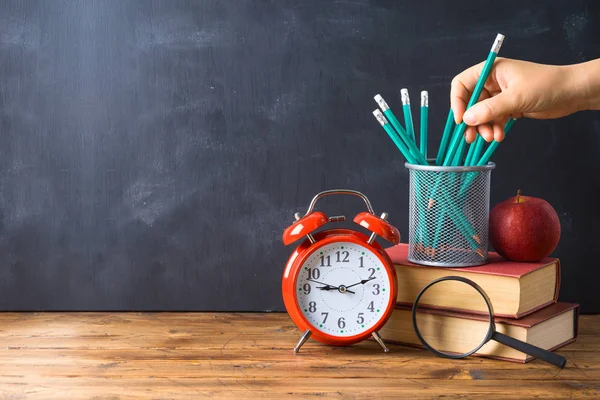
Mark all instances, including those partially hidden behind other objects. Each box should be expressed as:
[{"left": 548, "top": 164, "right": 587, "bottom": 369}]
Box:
[{"left": 411, "top": 276, "right": 566, "bottom": 368}]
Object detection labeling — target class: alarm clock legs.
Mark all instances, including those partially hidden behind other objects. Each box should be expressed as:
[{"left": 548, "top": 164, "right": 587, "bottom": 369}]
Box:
[
  {"left": 372, "top": 331, "right": 390, "bottom": 353},
  {"left": 293, "top": 330, "right": 312, "bottom": 354}
]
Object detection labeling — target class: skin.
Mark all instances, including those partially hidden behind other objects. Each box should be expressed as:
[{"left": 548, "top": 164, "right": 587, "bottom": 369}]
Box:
[{"left": 450, "top": 57, "right": 600, "bottom": 143}]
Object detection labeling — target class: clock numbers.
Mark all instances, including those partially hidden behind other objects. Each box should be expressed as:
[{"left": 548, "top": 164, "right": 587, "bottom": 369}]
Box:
[
  {"left": 308, "top": 301, "right": 317, "bottom": 313},
  {"left": 307, "top": 268, "right": 320, "bottom": 280},
  {"left": 372, "top": 284, "right": 380, "bottom": 295},
  {"left": 358, "top": 256, "right": 364, "bottom": 268},
  {"left": 337, "top": 317, "right": 346, "bottom": 329},
  {"left": 357, "top": 313, "right": 364, "bottom": 324},
  {"left": 319, "top": 255, "right": 331, "bottom": 267},
  {"left": 368, "top": 268, "right": 376, "bottom": 279},
  {"left": 321, "top": 312, "right": 329, "bottom": 323},
  {"left": 303, "top": 283, "right": 311, "bottom": 295},
  {"left": 335, "top": 251, "right": 349, "bottom": 263},
  {"left": 367, "top": 301, "right": 375, "bottom": 312}
]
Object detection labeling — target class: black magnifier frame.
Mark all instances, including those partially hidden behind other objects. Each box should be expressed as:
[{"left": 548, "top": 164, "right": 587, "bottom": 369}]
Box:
[{"left": 411, "top": 276, "right": 567, "bottom": 369}]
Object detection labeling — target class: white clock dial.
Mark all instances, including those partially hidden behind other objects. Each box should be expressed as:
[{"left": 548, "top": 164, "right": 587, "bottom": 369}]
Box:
[{"left": 296, "top": 241, "right": 392, "bottom": 337}]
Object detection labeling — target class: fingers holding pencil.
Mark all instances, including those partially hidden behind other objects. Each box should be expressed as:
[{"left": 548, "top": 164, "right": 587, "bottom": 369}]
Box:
[
  {"left": 463, "top": 89, "right": 494, "bottom": 143},
  {"left": 451, "top": 70, "right": 504, "bottom": 144},
  {"left": 451, "top": 55, "right": 521, "bottom": 143},
  {"left": 450, "top": 56, "right": 552, "bottom": 144}
]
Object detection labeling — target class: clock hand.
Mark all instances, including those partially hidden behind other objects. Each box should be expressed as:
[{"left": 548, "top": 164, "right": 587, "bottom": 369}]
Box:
[
  {"left": 316, "top": 285, "right": 356, "bottom": 294},
  {"left": 345, "top": 277, "right": 376, "bottom": 289},
  {"left": 306, "top": 279, "right": 336, "bottom": 289},
  {"left": 316, "top": 285, "right": 335, "bottom": 291},
  {"left": 306, "top": 279, "right": 357, "bottom": 294}
]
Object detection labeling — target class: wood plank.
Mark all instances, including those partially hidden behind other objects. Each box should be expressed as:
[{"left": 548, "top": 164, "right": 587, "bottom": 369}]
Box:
[
  {"left": 0, "top": 352, "right": 598, "bottom": 381},
  {"left": 0, "top": 312, "right": 597, "bottom": 399},
  {"left": 0, "top": 377, "right": 598, "bottom": 399}
]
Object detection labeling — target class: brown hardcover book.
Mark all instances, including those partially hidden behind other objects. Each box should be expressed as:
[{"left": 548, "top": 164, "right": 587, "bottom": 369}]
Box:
[
  {"left": 379, "top": 302, "right": 579, "bottom": 363},
  {"left": 386, "top": 243, "right": 560, "bottom": 318}
]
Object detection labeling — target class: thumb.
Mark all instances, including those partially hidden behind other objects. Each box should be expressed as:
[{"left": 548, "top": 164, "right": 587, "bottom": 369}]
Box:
[{"left": 462, "top": 91, "right": 517, "bottom": 125}]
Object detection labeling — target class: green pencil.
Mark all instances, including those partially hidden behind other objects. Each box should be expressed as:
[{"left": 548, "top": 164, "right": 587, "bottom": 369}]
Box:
[
  {"left": 373, "top": 108, "right": 428, "bottom": 245},
  {"left": 452, "top": 136, "right": 468, "bottom": 166},
  {"left": 436, "top": 110, "right": 455, "bottom": 166},
  {"left": 457, "top": 118, "right": 517, "bottom": 196},
  {"left": 468, "top": 135, "right": 486, "bottom": 166},
  {"left": 372, "top": 109, "right": 416, "bottom": 164},
  {"left": 420, "top": 91, "right": 428, "bottom": 160},
  {"left": 374, "top": 94, "right": 427, "bottom": 165},
  {"left": 435, "top": 118, "right": 517, "bottom": 255},
  {"left": 476, "top": 118, "right": 517, "bottom": 166},
  {"left": 401, "top": 88, "right": 416, "bottom": 145},
  {"left": 464, "top": 130, "right": 481, "bottom": 166},
  {"left": 442, "top": 33, "right": 505, "bottom": 166},
  {"left": 428, "top": 124, "right": 463, "bottom": 206},
  {"left": 428, "top": 33, "right": 506, "bottom": 253}
]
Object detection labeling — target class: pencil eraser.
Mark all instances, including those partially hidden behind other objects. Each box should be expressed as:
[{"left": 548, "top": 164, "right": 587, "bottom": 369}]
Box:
[
  {"left": 421, "top": 91, "right": 428, "bottom": 107},
  {"left": 373, "top": 109, "right": 387, "bottom": 126},
  {"left": 374, "top": 94, "right": 390, "bottom": 111},
  {"left": 491, "top": 33, "right": 505, "bottom": 53},
  {"left": 400, "top": 88, "right": 410, "bottom": 105}
]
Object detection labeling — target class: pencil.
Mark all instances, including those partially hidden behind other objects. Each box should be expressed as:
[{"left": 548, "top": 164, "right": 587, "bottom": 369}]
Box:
[
  {"left": 442, "top": 33, "right": 505, "bottom": 166},
  {"left": 457, "top": 118, "right": 517, "bottom": 196},
  {"left": 401, "top": 89, "right": 416, "bottom": 145},
  {"left": 372, "top": 109, "right": 417, "bottom": 164},
  {"left": 373, "top": 107, "right": 428, "bottom": 246},
  {"left": 428, "top": 124, "right": 463, "bottom": 208},
  {"left": 428, "top": 33, "right": 506, "bottom": 251},
  {"left": 413, "top": 174, "right": 429, "bottom": 248},
  {"left": 431, "top": 187, "right": 482, "bottom": 253},
  {"left": 420, "top": 91, "right": 428, "bottom": 160},
  {"left": 476, "top": 117, "right": 517, "bottom": 166},
  {"left": 452, "top": 136, "right": 468, "bottom": 166},
  {"left": 436, "top": 110, "right": 455, "bottom": 166},
  {"left": 438, "top": 118, "right": 517, "bottom": 255},
  {"left": 470, "top": 135, "right": 486, "bottom": 165},
  {"left": 374, "top": 95, "right": 427, "bottom": 165},
  {"left": 466, "top": 135, "right": 485, "bottom": 166},
  {"left": 464, "top": 137, "right": 479, "bottom": 166}
]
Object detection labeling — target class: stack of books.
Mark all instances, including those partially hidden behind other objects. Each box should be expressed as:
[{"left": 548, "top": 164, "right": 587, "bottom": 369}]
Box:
[{"left": 380, "top": 243, "right": 579, "bottom": 363}]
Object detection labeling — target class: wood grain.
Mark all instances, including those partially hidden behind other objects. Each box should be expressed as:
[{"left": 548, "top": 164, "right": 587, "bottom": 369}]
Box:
[{"left": 0, "top": 312, "right": 597, "bottom": 399}]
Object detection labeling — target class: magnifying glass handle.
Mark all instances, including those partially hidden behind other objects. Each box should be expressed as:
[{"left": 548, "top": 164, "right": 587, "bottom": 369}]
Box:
[{"left": 492, "top": 331, "right": 566, "bottom": 368}]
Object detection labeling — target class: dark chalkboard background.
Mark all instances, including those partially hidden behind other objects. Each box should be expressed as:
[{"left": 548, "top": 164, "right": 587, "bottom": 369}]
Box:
[{"left": 0, "top": 0, "right": 598, "bottom": 312}]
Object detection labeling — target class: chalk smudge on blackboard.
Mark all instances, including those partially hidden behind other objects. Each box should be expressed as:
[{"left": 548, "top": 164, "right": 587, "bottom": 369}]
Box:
[
  {"left": 564, "top": 11, "right": 589, "bottom": 61},
  {"left": 135, "top": 14, "right": 227, "bottom": 49},
  {"left": 0, "top": 17, "right": 40, "bottom": 50}
]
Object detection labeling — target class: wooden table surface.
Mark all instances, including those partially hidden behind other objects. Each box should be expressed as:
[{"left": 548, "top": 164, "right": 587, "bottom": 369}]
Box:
[{"left": 0, "top": 312, "right": 597, "bottom": 399}]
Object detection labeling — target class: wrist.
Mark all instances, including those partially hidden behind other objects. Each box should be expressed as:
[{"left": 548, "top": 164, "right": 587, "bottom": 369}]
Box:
[{"left": 569, "top": 59, "right": 600, "bottom": 111}]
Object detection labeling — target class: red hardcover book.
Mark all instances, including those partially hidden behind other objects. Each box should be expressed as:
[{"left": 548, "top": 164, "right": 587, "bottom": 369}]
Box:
[
  {"left": 386, "top": 243, "right": 561, "bottom": 318},
  {"left": 379, "top": 302, "right": 579, "bottom": 363}
]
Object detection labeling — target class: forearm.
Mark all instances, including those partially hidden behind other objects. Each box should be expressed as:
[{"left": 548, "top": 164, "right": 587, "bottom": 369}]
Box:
[{"left": 570, "top": 58, "right": 600, "bottom": 111}]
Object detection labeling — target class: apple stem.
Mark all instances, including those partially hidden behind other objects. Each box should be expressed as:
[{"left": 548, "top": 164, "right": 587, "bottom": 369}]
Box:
[{"left": 517, "top": 189, "right": 522, "bottom": 203}]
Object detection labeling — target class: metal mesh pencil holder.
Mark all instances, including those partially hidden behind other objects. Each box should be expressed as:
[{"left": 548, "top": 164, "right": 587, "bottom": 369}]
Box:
[{"left": 405, "top": 161, "right": 495, "bottom": 267}]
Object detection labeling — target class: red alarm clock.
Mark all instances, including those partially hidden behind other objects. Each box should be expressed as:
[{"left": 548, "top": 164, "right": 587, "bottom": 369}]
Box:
[{"left": 282, "top": 190, "right": 400, "bottom": 353}]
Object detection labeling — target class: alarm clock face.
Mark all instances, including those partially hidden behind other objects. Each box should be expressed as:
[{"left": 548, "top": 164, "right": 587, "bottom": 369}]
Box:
[{"left": 295, "top": 241, "right": 392, "bottom": 337}]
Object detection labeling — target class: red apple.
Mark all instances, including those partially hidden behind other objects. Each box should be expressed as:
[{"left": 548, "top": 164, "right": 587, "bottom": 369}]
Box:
[{"left": 489, "top": 190, "right": 561, "bottom": 262}]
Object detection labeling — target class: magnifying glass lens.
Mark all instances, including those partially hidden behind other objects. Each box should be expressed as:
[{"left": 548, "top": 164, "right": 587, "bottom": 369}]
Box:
[{"left": 413, "top": 279, "right": 491, "bottom": 358}]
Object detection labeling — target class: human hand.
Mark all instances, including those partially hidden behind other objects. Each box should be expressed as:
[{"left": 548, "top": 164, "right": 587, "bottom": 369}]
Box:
[{"left": 450, "top": 57, "right": 589, "bottom": 143}]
